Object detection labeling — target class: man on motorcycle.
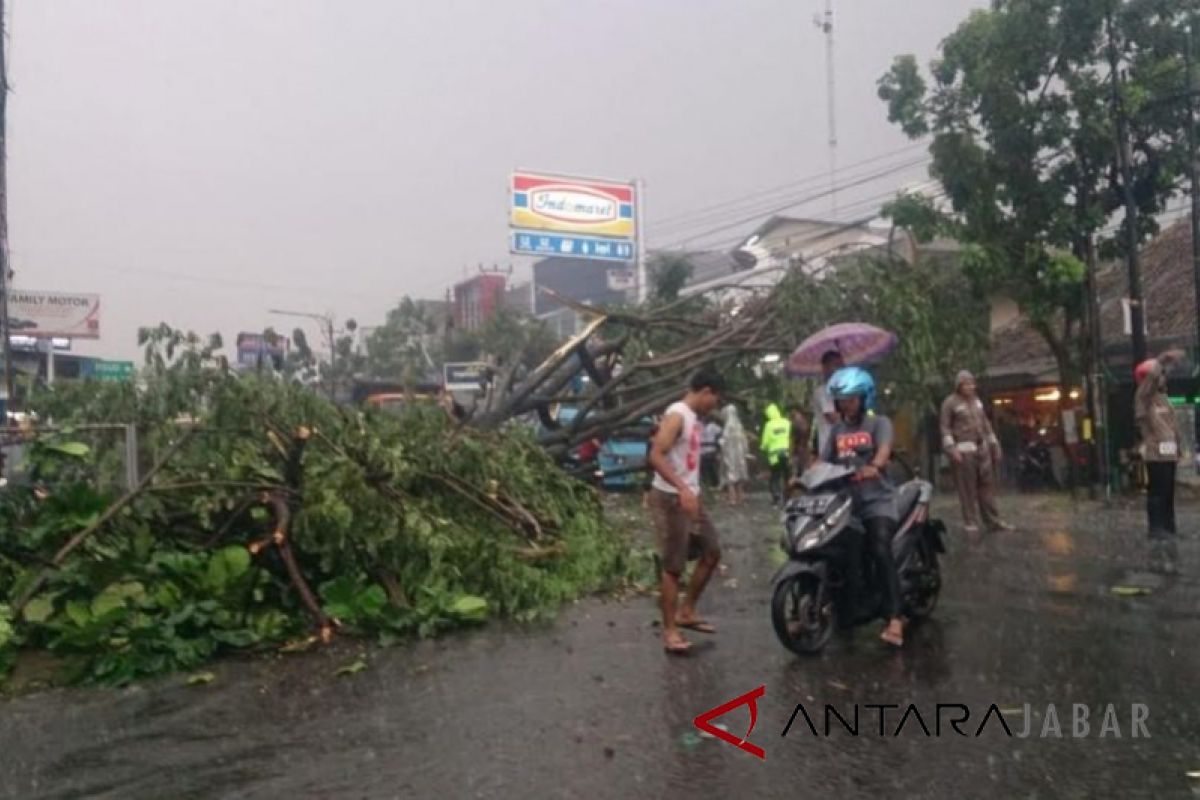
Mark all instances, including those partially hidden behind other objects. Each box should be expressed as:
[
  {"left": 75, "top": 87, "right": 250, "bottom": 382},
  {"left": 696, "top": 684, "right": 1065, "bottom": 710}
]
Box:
[{"left": 819, "top": 367, "right": 905, "bottom": 647}]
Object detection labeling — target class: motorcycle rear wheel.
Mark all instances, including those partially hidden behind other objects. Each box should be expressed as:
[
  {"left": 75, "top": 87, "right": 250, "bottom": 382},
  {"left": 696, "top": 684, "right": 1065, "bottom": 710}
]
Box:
[
  {"left": 771, "top": 574, "right": 833, "bottom": 655},
  {"left": 904, "top": 544, "right": 941, "bottom": 621}
]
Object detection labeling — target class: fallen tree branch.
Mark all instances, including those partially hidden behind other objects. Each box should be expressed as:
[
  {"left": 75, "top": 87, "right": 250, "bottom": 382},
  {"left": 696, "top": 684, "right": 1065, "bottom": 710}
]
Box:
[{"left": 14, "top": 429, "right": 197, "bottom": 616}]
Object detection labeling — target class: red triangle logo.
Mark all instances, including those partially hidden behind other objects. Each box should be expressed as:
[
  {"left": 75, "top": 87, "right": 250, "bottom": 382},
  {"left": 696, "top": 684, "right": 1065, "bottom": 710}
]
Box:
[{"left": 693, "top": 685, "right": 766, "bottom": 760}]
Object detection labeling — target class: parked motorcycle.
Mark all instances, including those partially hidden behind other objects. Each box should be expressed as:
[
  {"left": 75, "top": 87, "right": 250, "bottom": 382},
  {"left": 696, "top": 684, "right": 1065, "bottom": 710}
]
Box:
[
  {"left": 770, "top": 462, "right": 946, "bottom": 655},
  {"left": 1018, "top": 436, "right": 1059, "bottom": 491}
]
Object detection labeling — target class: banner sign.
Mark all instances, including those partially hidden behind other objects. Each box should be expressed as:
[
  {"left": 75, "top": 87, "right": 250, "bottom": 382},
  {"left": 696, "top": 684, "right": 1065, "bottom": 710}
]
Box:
[
  {"left": 510, "top": 171, "right": 635, "bottom": 239},
  {"left": 8, "top": 291, "right": 100, "bottom": 339}
]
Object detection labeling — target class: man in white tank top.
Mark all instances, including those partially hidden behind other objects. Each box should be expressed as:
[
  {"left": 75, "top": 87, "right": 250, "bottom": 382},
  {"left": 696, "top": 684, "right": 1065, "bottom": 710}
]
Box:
[{"left": 647, "top": 369, "right": 726, "bottom": 655}]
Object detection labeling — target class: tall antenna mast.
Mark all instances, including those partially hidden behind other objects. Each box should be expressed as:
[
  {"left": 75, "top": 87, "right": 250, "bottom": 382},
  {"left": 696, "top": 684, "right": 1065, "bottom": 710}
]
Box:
[{"left": 814, "top": 0, "right": 837, "bottom": 216}]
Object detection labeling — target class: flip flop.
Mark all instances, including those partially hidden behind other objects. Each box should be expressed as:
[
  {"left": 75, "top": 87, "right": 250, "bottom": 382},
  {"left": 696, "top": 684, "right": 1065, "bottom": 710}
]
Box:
[
  {"left": 677, "top": 619, "right": 717, "bottom": 634},
  {"left": 880, "top": 628, "right": 904, "bottom": 648},
  {"left": 663, "top": 634, "right": 693, "bottom": 655}
]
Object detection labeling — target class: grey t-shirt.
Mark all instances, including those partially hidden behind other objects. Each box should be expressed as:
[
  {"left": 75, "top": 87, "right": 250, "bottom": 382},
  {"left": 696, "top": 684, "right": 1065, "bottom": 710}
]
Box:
[{"left": 820, "top": 414, "right": 897, "bottom": 521}]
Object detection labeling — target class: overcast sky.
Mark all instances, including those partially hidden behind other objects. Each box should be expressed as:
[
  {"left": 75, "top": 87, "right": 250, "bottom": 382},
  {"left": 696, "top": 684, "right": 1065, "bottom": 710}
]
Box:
[{"left": 9, "top": 0, "right": 983, "bottom": 359}]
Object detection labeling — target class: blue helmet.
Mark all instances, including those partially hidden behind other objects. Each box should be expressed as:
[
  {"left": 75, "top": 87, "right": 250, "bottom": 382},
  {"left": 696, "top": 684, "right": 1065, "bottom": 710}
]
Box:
[{"left": 828, "top": 366, "right": 876, "bottom": 412}]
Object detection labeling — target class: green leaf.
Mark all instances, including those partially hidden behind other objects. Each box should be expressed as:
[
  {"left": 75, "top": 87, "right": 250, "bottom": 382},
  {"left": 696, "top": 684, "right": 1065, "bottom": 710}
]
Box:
[
  {"left": 185, "top": 671, "right": 217, "bottom": 686},
  {"left": 22, "top": 595, "right": 57, "bottom": 624},
  {"left": 211, "top": 629, "right": 259, "bottom": 648},
  {"left": 65, "top": 601, "right": 92, "bottom": 628},
  {"left": 447, "top": 594, "right": 488, "bottom": 622},
  {"left": 45, "top": 441, "right": 91, "bottom": 458},
  {"left": 0, "top": 605, "right": 14, "bottom": 649},
  {"left": 206, "top": 546, "right": 251, "bottom": 594},
  {"left": 92, "top": 582, "right": 146, "bottom": 617},
  {"left": 335, "top": 658, "right": 368, "bottom": 677}
]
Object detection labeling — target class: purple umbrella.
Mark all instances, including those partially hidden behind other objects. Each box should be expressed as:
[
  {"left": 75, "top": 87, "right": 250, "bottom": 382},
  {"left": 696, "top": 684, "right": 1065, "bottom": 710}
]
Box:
[{"left": 786, "top": 322, "right": 898, "bottom": 378}]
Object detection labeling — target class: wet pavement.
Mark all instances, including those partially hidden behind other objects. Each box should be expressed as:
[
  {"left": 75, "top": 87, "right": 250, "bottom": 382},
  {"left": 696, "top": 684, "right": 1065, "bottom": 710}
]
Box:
[{"left": 2, "top": 492, "right": 1199, "bottom": 799}]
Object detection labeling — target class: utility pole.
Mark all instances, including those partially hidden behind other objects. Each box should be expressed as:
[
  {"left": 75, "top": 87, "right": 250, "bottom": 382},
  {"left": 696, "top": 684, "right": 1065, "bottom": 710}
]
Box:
[
  {"left": 1108, "top": 14, "right": 1148, "bottom": 366},
  {"left": 0, "top": 0, "right": 15, "bottom": 408},
  {"left": 1186, "top": 17, "right": 1200, "bottom": 458},
  {"left": 815, "top": 0, "right": 837, "bottom": 215}
]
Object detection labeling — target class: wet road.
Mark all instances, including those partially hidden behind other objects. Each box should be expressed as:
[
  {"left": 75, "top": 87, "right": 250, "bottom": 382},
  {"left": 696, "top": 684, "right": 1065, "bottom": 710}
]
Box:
[{"left": 2, "top": 492, "right": 1199, "bottom": 799}]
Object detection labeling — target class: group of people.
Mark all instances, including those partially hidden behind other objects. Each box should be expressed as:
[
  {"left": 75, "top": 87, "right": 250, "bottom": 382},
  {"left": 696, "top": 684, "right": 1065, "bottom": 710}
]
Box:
[
  {"left": 642, "top": 345, "right": 1189, "bottom": 656},
  {"left": 646, "top": 362, "right": 909, "bottom": 653},
  {"left": 643, "top": 353, "right": 1023, "bottom": 656}
]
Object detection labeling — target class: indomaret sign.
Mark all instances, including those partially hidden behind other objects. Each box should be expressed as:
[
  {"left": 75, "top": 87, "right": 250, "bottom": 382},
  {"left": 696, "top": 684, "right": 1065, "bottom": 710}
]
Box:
[
  {"left": 8, "top": 291, "right": 101, "bottom": 339},
  {"left": 509, "top": 171, "right": 638, "bottom": 264}
]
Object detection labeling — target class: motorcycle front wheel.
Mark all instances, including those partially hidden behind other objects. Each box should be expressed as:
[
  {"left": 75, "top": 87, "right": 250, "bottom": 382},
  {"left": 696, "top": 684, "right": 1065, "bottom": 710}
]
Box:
[{"left": 771, "top": 574, "right": 833, "bottom": 655}]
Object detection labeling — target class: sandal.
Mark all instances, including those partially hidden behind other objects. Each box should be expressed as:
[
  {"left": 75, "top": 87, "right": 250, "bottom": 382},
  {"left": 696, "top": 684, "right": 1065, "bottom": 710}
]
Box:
[
  {"left": 880, "top": 622, "right": 904, "bottom": 648},
  {"left": 677, "top": 618, "right": 717, "bottom": 634},
  {"left": 663, "top": 631, "right": 693, "bottom": 655}
]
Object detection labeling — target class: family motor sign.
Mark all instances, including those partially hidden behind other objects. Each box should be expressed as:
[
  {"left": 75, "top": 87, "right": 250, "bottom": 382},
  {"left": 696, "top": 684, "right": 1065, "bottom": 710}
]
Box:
[
  {"left": 7, "top": 290, "right": 101, "bottom": 339},
  {"left": 510, "top": 171, "right": 637, "bottom": 244}
]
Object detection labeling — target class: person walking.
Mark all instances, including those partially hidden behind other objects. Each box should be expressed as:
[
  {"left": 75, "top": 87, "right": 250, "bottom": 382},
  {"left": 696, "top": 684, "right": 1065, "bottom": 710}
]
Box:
[
  {"left": 761, "top": 403, "right": 792, "bottom": 506},
  {"left": 647, "top": 369, "right": 726, "bottom": 655},
  {"left": 1135, "top": 352, "right": 1184, "bottom": 574},
  {"left": 719, "top": 404, "right": 750, "bottom": 506},
  {"left": 812, "top": 351, "right": 844, "bottom": 460},
  {"left": 940, "top": 370, "right": 1014, "bottom": 536}
]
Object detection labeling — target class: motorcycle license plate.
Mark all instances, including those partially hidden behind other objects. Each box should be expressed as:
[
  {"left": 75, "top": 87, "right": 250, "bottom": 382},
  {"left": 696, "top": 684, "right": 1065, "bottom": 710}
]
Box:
[{"left": 794, "top": 495, "right": 835, "bottom": 515}]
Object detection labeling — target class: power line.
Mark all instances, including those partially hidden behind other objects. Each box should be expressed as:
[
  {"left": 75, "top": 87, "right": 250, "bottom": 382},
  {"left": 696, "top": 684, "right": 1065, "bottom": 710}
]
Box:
[
  {"left": 654, "top": 156, "right": 930, "bottom": 250},
  {"left": 648, "top": 141, "right": 928, "bottom": 231}
]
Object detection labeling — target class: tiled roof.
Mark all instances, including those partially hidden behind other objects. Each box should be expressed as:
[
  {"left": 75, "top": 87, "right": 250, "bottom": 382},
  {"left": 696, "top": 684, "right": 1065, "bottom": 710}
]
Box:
[{"left": 985, "top": 220, "right": 1200, "bottom": 382}]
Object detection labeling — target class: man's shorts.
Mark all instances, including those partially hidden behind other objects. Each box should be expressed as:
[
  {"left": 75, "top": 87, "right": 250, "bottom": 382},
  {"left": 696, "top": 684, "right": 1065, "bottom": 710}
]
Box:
[{"left": 648, "top": 488, "right": 722, "bottom": 575}]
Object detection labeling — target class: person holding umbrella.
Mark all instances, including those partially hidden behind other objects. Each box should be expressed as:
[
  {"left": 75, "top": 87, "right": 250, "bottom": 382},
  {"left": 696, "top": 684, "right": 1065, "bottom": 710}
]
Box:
[{"left": 940, "top": 370, "right": 1014, "bottom": 536}]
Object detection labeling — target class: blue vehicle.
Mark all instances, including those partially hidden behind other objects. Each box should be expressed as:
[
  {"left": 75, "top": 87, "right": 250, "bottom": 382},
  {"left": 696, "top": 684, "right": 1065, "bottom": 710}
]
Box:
[
  {"left": 597, "top": 425, "right": 653, "bottom": 490},
  {"left": 550, "top": 405, "right": 653, "bottom": 490}
]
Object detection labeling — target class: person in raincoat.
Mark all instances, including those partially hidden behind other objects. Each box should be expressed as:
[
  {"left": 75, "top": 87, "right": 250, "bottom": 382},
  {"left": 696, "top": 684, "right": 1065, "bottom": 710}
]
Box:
[
  {"left": 1135, "top": 351, "right": 1184, "bottom": 574},
  {"left": 761, "top": 403, "right": 792, "bottom": 506},
  {"left": 719, "top": 404, "right": 750, "bottom": 506}
]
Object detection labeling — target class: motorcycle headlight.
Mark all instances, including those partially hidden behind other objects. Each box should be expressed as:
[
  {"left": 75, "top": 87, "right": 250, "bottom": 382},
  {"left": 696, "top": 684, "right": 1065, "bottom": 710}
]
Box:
[
  {"left": 799, "top": 532, "right": 822, "bottom": 551},
  {"left": 821, "top": 499, "right": 852, "bottom": 533}
]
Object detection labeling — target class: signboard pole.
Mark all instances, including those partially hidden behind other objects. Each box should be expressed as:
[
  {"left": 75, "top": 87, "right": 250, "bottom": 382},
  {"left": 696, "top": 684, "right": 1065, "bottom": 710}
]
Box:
[{"left": 635, "top": 178, "right": 647, "bottom": 305}]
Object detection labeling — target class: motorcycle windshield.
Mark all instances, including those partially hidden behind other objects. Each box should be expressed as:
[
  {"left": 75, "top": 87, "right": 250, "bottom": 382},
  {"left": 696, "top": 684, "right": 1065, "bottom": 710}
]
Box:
[{"left": 798, "top": 462, "right": 857, "bottom": 491}]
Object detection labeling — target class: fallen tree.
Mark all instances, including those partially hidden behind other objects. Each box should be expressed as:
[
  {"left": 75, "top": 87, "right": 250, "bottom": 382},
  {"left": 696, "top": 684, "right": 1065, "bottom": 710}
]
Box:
[{"left": 0, "top": 329, "right": 645, "bottom": 686}]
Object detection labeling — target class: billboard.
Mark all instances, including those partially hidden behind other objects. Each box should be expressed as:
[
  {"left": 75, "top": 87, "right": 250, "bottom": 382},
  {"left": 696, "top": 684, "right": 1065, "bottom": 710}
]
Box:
[
  {"left": 510, "top": 171, "right": 636, "bottom": 240},
  {"left": 236, "top": 332, "right": 290, "bottom": 369},
  {"left": 8, "top": 291, "right": 100, "bottom": 339}
]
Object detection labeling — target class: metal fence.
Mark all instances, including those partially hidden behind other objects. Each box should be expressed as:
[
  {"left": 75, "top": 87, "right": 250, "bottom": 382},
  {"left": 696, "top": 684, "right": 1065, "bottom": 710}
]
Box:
[{"left": 0, "top": 424, "right": 140, "bottom": 493}]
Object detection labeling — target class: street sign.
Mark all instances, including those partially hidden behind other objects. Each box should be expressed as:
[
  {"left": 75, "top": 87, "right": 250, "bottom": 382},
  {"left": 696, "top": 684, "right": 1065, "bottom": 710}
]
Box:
[
  {"left": 444, "top": 361, "right": 489, "bottom": 393},
  {"left": 91, "top": 360, "right": 135, "bottom": 382},
  {"left": 510, "top": 231, "right": 634, "bottom": 262}
]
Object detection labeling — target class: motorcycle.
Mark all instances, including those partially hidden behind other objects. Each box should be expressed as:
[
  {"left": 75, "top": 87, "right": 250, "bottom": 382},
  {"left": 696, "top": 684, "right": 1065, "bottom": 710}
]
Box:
[
  {"left": 1018, "top": 436, "right": 1059, "bottom": 491},
  {"left": 770, "top": 462, "right": 946, "bottom": 655}
]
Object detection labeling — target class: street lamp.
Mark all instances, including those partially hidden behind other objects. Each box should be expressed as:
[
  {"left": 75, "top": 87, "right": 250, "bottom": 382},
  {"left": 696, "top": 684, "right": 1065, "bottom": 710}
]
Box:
[{"left": 270, "top": 308, "right": 339, "bottom": 401}]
